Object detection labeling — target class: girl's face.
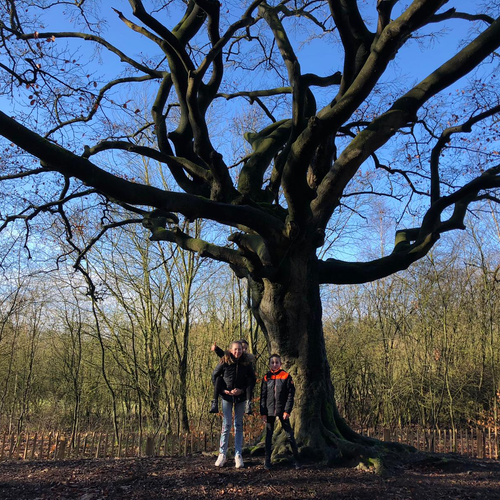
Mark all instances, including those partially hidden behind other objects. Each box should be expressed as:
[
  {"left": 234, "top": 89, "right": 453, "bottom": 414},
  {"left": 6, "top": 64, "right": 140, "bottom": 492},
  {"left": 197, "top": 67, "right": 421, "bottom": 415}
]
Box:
[
  {"left": 269, "top": 357, "right": 281, "bottom": 371},
  {"left": 231, "top": 343, "right": 243, "bottom": 359}
]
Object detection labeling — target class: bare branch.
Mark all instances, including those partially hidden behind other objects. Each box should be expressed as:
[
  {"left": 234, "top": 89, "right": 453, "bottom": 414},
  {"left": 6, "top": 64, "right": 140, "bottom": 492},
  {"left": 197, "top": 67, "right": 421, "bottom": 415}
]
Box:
[
  {"left": 18, "top": 30, "right": 162, "bottom": 77},
  {"left": 429, "top": 9, "right": 495, "bottom": 25},
  {"left": 145, "top": 223, "right": 253, "bottom": 271},
  {"left": 0, "top": 187, "right": 96, "bottom": 233},
  {"left": 0, "top": 110, "right": 285, "bottom": 240},
  {"left": 74, "top": 218, "right": 143, "bottom": 270},
  {"left": 312, "top": 14, "right": 500, "bottom": 229},
  {"left": 45, "top": 75, "right": 156, "bottom": 138},
  {"left": 430, "top": 104, "right": 500, "bottom": 203},
  {"left": 0, "top": 167, "right": 46, "bottom": 181}
]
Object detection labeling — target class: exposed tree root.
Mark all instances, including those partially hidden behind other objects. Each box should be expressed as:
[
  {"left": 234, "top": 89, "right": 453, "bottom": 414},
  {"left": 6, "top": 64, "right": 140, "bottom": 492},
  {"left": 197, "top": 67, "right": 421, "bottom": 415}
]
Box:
[{"left": 248, "top": 420, "right": 416, "bottom": 475}]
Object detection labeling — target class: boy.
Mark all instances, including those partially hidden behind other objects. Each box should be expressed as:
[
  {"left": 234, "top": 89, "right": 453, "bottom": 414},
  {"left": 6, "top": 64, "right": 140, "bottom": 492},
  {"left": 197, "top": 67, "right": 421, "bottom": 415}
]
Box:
[
  {"left": 209, "top": 339, "right": 256, "bottom": 414},
  {"left": 260, "top": 354, "right": 300, "bottom": 469}
]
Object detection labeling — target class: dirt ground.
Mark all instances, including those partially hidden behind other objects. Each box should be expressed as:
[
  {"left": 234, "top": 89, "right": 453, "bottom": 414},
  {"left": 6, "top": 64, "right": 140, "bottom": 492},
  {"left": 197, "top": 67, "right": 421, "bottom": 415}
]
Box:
[{"left": 1, "top": 452, "right": 500, "bottom": 500}]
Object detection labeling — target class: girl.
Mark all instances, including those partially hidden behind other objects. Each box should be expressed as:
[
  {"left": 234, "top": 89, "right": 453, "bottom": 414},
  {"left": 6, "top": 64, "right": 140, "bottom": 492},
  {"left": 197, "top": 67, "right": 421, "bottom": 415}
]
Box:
[
  {"left": 209, "top": 339, "right": 256, "bottom": 414},
  {"left": 212, "top": 341, "right": 256, "bottom": 468}
]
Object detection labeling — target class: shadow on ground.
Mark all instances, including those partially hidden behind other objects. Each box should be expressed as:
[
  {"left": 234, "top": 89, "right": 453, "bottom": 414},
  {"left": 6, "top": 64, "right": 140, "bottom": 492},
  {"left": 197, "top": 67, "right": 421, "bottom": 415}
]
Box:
[{"left": 1, "top": 452, "right": 500, "bottom": 499}]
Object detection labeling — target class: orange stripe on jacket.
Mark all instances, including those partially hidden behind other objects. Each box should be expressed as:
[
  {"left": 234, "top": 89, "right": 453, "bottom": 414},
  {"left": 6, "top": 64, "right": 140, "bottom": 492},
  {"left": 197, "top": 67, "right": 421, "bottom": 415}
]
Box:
[{"left": 264, "top": 371, "right": 289, "bottom": 381}]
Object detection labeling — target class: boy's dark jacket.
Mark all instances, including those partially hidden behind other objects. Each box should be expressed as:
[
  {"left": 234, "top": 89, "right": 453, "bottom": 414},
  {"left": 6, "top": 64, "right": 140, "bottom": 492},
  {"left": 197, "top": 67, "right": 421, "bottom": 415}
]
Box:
[
  {"left": 260, "top": 369, "right": 295, "bottom": 416},
  {"left": 212, "top": 354, "right": 256, "bottom": 403}
]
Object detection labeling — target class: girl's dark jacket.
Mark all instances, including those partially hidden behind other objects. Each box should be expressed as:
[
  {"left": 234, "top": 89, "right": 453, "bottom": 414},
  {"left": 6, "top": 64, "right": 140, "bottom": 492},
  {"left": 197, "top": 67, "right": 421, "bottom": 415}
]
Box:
[
  {"left": 260, "top": 368, "right": 295, "bottom": 417},
  {"left": 212, "top": 353, "right": 256, "bottom": 403}
]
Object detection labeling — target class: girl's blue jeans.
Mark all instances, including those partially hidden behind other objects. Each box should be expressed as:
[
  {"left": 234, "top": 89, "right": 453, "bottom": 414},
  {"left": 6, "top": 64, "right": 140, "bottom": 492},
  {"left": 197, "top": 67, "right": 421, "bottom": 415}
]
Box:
[{"left": 219, "top": 398, "right": 245, "bottom": 455}]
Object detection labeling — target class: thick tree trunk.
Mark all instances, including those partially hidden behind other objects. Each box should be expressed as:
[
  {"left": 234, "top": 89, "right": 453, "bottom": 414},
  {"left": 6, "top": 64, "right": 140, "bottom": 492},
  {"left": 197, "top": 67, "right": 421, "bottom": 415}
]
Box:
[{"left": 257, "top": 248, "right": 372, "bottom": 463}]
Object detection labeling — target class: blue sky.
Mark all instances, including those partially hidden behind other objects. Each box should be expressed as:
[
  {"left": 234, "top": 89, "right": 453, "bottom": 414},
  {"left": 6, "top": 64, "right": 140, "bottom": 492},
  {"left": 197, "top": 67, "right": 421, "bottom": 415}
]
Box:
[{"left": 1, "top": 1, "right": 497, "bottom": 265}]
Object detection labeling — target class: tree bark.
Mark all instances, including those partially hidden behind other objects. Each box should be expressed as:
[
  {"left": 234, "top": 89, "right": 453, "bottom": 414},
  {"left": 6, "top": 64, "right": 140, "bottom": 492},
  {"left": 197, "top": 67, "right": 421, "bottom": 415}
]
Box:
[{"left": 257, "top": 246, "right": 373, "bottom": 462}]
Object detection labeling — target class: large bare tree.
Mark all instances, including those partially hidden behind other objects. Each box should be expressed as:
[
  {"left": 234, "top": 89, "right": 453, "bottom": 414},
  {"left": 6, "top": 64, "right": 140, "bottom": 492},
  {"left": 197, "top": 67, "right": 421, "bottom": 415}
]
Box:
[{"left": 1, "top": 0, "right": 500, "bottom": 461}]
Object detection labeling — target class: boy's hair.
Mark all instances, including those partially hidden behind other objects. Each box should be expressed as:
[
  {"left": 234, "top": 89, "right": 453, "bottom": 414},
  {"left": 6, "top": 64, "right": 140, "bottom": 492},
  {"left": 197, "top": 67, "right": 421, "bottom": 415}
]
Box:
[
  {"left": 269, "top": 353, "right": 281, "bottom": 363},
  {"left": 239, "top": 339, "right": 249, "bottom": 346}
]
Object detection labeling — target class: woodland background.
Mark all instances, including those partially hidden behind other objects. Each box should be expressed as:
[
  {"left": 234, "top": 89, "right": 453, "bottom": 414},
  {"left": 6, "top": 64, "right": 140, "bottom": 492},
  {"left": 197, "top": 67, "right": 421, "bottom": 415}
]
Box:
[{"left": 1, "top": 207, "right": 499, "bottom": 443}]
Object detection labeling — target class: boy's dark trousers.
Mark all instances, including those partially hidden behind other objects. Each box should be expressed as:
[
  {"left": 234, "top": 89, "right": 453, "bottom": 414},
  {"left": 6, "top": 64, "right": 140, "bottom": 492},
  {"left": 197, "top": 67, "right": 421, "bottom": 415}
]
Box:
[
  {"left": 213, "top": 376, "right": 225, "bottom": 399},
  {"left": 265, "top": 415, "right": 299, "bottom": 461}
]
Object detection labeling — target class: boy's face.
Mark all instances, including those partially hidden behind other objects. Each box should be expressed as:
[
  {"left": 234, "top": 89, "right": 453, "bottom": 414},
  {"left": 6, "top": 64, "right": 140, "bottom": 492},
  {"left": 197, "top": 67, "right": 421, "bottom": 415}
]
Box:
[
  {"left": 241, "top": 342, "right": 248, "bottom": 352},
  {"left": 269, "top": 357, "right": 281, "bottom": 371},
  {"left": 231, "top": 343, "right": 243, "bottom": 359}
]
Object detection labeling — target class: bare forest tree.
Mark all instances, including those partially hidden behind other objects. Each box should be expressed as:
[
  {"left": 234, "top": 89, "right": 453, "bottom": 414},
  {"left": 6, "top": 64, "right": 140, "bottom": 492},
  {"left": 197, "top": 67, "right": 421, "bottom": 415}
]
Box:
[
  {"left": 326, "top": 232, "right": 500, "bottom": 432},
  {"left": 1, "top": 0, "right": 500, "bottom": 461},
  {"left": 90, "top": 220, "right": 205, "bottom": 434}
]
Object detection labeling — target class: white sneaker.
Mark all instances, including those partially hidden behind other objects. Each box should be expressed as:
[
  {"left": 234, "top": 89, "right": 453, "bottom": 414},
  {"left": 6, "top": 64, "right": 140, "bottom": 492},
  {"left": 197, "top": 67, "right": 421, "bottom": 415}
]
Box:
[
  {"left": 215, "top": 453, "right": 227, "bottom": 467},
  {"left": 235, "top": 453, "right": 244, "bottom": 468}
]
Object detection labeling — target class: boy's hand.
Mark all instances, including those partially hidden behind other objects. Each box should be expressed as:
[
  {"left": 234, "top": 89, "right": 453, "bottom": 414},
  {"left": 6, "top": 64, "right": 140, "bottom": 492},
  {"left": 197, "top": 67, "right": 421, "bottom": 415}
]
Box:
[
  {"left": 283, "top": 412, "right": 290, "bottom": 420},
  {"left": 211, "top": 343, "right": 217, "bottom": 352}
]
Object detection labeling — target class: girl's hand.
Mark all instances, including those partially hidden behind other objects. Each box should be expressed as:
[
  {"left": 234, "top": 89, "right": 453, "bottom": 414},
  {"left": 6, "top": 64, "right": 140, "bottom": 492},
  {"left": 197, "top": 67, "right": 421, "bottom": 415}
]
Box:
[
  {"left": 283, "top": 412, "right": 290, "bottom": 420},
  {"left": 224, "top": 388, "right": 243, "bottom": 396}
]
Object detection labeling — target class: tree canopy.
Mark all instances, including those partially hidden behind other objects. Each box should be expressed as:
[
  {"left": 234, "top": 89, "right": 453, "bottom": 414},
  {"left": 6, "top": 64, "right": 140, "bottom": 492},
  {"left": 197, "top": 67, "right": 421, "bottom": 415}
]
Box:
[{"left": 0, "top": 0, "right": 498, "bottom": 279}]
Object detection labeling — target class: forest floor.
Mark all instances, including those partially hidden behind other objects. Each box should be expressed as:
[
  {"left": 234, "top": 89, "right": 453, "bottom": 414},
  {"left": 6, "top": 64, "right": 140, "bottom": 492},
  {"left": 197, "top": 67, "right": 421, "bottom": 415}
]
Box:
[{"left": 1, "top": 451, "right": 500, "bottom": 499}]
